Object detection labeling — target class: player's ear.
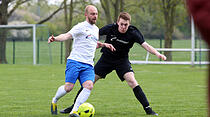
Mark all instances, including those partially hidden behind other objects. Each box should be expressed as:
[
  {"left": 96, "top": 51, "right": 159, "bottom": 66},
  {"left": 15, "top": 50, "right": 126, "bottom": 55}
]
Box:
[
  {"left": 117, "top": 20, "right": 120, "bottom": 26},
  {"left": 128, "top": 22, "right": 130, "bottom": 26}
]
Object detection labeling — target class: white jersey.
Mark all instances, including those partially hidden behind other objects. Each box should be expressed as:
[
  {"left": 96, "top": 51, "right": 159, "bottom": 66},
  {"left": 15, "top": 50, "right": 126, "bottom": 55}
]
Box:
[{"left": 67, "top": 21, "right": 99, "bottom": 66}]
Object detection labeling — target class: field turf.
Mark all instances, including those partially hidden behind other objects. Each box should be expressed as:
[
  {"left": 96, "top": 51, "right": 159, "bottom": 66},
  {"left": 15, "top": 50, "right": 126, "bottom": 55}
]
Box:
[{"left": 0, "top": 64, "right": 207, "bottom": 117}]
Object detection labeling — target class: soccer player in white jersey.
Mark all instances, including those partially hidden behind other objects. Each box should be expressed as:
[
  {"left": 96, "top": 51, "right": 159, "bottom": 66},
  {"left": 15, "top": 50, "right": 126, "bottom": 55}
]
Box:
[{"left": 48, "top": 5, "right": 115, "bottom": 117}]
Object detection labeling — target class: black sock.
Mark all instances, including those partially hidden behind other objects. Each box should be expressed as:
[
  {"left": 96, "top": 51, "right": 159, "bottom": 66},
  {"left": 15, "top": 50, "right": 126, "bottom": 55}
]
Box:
[{"left": 133, "top": 85, "right": 149, "bottom": 109}]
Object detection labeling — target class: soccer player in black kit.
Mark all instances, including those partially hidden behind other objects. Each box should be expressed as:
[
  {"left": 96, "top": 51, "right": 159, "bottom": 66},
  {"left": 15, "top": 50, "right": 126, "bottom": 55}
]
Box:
[{"left": 60, "top": 12, "right": 166, "bottom": 116}]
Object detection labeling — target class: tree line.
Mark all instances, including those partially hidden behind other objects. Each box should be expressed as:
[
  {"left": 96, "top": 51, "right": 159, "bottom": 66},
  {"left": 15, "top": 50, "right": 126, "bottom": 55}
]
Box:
[{"left": 0, "top": 0, "right": 188, "bottom": 63}]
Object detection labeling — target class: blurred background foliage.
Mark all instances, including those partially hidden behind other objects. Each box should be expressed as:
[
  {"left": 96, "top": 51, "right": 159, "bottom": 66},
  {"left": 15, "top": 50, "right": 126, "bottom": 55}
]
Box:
[
  {"left": 0, "top": 0, "right": 191, "bottom": 63},
  {"left": 7, "top": 0, "right": 189, "bottom": 39}
]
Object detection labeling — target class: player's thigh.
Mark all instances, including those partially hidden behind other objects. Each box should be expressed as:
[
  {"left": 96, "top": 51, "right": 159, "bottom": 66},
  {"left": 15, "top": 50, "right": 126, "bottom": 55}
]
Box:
[
  {"left": 64, "top": 82, "right": 75, "bottom": 92},
  {"left": 79, "top": 65, "right": 95, "bottom": 90},
  {"left": 65, "top": 59, "right": 80, "bottom": 84},
  {"left": 124, "top": 72, "right": 138, "bottom": 89},
  {"left": 115, "top": 59, "right": 134, "bottom": 81},
  {"left": 94, "top": 74, "right": 101, "bottom": 84},
  {"left": 82, "top": 80, "right": 94, "bottom": 90},
  {"left": 94, "top": 57, "right": 114, "bottom": 79}
]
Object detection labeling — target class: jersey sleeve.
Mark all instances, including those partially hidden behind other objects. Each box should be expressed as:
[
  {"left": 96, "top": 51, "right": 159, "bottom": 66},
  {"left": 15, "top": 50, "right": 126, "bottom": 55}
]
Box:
[
  {"left": 132, "top": 26, "right": 145, "bottom": 45},
  {"left": 99, "top": 24, "right": 113, "bottom": 36},
  {"left": 68, "top": 23, "right": 80, "bottom": 39}
]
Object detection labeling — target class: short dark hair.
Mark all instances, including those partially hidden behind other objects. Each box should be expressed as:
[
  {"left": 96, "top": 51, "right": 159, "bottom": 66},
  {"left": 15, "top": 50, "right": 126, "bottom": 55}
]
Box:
[{"left": 117, "top": 12, "right": 131, "bottom": 22}]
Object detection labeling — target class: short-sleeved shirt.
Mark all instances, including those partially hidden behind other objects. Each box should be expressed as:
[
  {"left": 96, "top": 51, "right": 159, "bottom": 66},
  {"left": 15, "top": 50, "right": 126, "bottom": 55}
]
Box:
[
  {"left": 100, "top": 23, "right": 145, "bottom": 59},
  {"left": 68, "top": 21, "right": 99, "bottom": 66}
]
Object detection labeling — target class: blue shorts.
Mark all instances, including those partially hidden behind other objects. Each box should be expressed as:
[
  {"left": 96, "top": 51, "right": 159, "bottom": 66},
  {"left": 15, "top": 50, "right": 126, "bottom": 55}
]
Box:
[{"left": 65, "top": 59, "right": 95, "bottom": 86}]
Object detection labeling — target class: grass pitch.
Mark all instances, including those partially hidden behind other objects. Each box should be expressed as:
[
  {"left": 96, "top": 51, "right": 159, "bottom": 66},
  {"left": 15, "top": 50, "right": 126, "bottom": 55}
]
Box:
[{"left": 0, "top": 64, "right": 207, "bottom": 117}]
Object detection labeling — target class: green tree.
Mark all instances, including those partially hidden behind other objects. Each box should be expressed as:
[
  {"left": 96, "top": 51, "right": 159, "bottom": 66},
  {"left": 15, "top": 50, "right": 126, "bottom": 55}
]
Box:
[
  {"left": 148, "top": 0, "right": 185, "bottom": 61},
  {"left": 0, "top": 0, "right": 31, "bottom": 64},
  {"left": 100, "top": 0, "right": 113, "bottom": 24},
  {"left": 0, "top": 0, "right": 67, "bottom": 64},
  {"left": 100, "top": 0, "right": 124, "bottom": 24},
  {"left": 160, "top": 0, "right": 183, "bottom": 61},
  {"left": 139, "top": 0, "right": 186, "bottom": 61},
  {"left": 63, "top": 0, "right": 74, "bottom": 62}
]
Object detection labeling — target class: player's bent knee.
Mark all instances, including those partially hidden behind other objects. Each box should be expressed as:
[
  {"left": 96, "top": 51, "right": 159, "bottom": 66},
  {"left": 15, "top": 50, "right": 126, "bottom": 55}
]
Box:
[
  {"left": 83, "top": 84, "right": 93, "bottom": 90},
  {"left": 84, "top": 85, "right": 93, "bottom": 90},
  {"left": 127, "top": 80, "right": 138, "bottom": 89},
  {"left": 82, "top": 80, "right": 94, "bottom": 90},
  {"left": 64, "top": 84, "right": 74, "bottom": 92},
  {"left": 65, "top": 87, "right": 72, "bottom": 92}
]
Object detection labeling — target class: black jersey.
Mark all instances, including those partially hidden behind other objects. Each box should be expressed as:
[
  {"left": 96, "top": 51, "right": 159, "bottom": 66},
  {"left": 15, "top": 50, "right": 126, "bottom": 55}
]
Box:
[{"left": 99, "top": 23, "right": 145, "bottom": 58}]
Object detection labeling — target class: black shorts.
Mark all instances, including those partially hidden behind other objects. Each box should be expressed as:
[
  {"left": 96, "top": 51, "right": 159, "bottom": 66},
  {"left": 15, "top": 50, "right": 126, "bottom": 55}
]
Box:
[{"left": 94, "top": 54, "right": 134, "bottom": 81}]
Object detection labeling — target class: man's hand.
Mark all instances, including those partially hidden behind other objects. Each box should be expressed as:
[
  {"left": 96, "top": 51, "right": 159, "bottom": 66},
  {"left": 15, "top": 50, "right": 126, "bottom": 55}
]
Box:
[
  {"left": 156, "top": 53, "right": 167, "bottom": 61},
  {"left": 104, "top": 43, "right": 116, "bottom": 52},
  {"left": 97, "top": 42, "right": 116, "bottom": 52},
  {"left": 48, "top": 35, "right": 55, "bottom": 43}
]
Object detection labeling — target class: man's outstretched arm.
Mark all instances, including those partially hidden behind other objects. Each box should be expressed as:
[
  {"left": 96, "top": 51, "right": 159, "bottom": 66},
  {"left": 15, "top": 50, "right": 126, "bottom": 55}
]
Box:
[
  {"left": 48, "top": 33, "right": 73, "bottom": 43},
  {"left": 141, "top": 42, "right": 167, "bottom": 61}
]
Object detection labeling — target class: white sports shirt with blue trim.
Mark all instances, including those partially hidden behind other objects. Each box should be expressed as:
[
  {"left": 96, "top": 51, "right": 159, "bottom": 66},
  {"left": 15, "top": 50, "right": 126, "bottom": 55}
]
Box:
[{"left": 67, "top": 21, "right": 99, "bottom": 66}]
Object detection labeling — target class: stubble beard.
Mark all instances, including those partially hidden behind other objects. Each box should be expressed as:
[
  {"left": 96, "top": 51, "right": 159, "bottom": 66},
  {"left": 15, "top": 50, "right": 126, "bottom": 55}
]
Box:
[{"left": 88, "top": 17, "right": 96, "bottom": 25}]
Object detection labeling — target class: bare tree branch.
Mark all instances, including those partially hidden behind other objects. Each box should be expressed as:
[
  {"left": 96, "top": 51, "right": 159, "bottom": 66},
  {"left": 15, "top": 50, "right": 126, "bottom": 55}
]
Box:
[
  {"left": 8, "top": 0, "right": 31, "bottom": 17},
  {"left": 6, "top": 0, "right": 15, "bottom": 4},
  {"left": 100, "top": 0, "right": 113, "bottom": 24},
  {"left": 110, "top": 0, "right": 114, "bottom": 6},
  {"left": 37, "top": 2, "right": 64, "bottom": 24},
  {"left": 125, "top": 3, "right": 144, "bottom": 9}
]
